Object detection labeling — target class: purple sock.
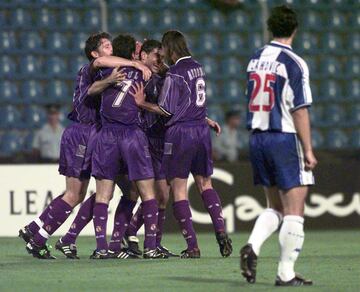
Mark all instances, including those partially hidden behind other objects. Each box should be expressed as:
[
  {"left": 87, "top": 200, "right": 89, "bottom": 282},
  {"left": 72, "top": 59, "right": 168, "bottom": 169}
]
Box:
[
  {"left": 156, "top": 208, "right": 166, "bottom": 247},
  {"left": 61, "top": 193, "right": 96, "bottom": 245},
  {"left": 28, "top": 195, "right": 63, "bottom": 234},
  {"left": 93, "top": 202, "right": 109, "bottom": 252},
  {"left": 142, "top": 199, "right": 158, "bottom": 251},
  {"left": 126, "top": 204, "right": 144, "bottom": 237},
  {"left": 201, "top": 189, "right": 225, "bottom": 233},
  {"left": 173, "top": 200, "right": 198, "bottom": 250},
  {"left": 108, "top": 197, "right": 137, "bottom": 252},
  {"left": 33, "top": 198, "right": 72, "bottom": 246}
]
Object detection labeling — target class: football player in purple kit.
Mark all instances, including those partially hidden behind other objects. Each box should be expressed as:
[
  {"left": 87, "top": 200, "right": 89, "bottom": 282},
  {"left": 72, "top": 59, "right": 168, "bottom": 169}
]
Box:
[
  {"left": 90, "top": 34, "right": 167, "bottom": 259},
  {"left": 19, "top": 32, "right": 151, "bottom": 259},
  {"left": 239, "top": 6, "right": 317, "bottom": 286},
  {"left": 131, "top": 30, "right": 232, "bottom": 258}
]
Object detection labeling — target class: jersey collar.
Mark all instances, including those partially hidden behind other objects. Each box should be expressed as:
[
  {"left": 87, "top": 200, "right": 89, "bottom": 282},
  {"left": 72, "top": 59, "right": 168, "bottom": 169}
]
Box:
[
  {"left": 269, "top": 41, "right": 293, "bottom": 50},
  {"left": 175, "top": 56, "right": 192, "bottom": 65}
]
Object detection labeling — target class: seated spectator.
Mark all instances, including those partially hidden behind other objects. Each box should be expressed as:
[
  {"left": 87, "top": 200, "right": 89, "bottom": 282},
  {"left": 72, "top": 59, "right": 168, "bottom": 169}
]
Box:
[
  {"left": 32, "top": 105, "right": 64, "bottom": 162},
  {"left": 213, "top": 110, "right": 241, "bottom": 162}
]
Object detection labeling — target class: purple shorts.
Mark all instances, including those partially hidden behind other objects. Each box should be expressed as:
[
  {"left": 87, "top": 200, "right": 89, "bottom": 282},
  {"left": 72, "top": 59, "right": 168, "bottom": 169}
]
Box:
[
  {"left": 58, "top": 123, "right": 99, "bottom": 180},
  {"left": 148, "top": 136, "right": 166, "bottom": 180},
  {"left": 162, "top": 121, "right": 213, "bottom": 180},
  {"left": 92, "top": 124, "right": 154, "bottom": 181}
]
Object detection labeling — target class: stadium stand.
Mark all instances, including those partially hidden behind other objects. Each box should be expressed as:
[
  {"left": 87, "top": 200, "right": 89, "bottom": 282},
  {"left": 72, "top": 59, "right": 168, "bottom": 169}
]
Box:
[{"left": 0, "top": 0, "right": 359, "bottom": 159}]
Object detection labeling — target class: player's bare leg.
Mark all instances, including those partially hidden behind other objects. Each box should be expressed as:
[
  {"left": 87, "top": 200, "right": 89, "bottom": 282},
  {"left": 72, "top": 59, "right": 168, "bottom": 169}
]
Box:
[
  {"left": 194, "top": 175, "right": 232, "bottom": 257},
  {"left": 170, "top": 178, "right": 200, "bottom": 258},
  {"left": 135, "top": 179, "right": 167, "bottom": 259},
  {"left": 241, "top": 186, "right": 284, "bottom": 283},
  {"left": 90, "top": 179, "right": 114, "bottom": 259},
  {"left": 275, "top": 186, "right": 312, "bottom": 286},
  {"left": 26, "top": 177, "right": 89, "bottom": 259}
]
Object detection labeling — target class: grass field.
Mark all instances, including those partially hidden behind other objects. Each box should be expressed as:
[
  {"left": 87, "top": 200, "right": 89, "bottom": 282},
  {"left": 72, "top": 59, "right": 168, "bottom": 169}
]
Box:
[{"left": 0, "top": 231, "right": 359, "bottom": 291}]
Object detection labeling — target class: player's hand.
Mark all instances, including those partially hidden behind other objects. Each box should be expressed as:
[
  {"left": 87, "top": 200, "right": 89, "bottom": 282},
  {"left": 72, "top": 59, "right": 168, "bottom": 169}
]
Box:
[
  {"left": 304, "top": 150, "right": 317, "bottom": 171},
  {"left": 134, "top": 61, "right": 152, "bottom": 81},
  {"left": 130, "top": 82, "right": 145, "bottom": 106},
  {"left": 107, "top": 67, "right": 126, "bottom": 84},
  {"left": 206, "top": 117, "right": 222, "bottom": 136}
]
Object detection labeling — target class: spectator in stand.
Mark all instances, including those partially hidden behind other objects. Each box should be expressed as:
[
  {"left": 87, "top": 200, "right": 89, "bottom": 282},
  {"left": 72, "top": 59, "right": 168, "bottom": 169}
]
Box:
[
  {"left": 32, "top": 105, "right": 64, "bottom": 162},
  {"left": 213, "top": 110, "right": 241, "bottom": 162}
]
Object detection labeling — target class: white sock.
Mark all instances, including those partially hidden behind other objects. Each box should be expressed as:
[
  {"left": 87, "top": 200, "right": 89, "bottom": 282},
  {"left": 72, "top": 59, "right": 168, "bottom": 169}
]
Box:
[
  {"left": 34, "top": 217, "right": 43, "bottom": 228},
  {"left": 278, "top": 215, "right": 305, "bottom": 281},
  {"left": 248, "top": 208, "right": 282, "bottom": 256},
  {"left": 39, "top": 227, "right": 51, "bottom": 240}
]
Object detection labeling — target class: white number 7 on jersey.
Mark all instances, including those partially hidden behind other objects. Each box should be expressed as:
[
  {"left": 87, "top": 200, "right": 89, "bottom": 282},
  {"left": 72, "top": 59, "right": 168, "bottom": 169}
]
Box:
[{"left": 112, "top": 80, "right": 133, "bottom": 107}]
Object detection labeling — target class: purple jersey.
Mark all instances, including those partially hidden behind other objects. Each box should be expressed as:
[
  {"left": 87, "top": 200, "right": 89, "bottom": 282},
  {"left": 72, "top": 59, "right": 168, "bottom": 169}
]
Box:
[
  {"left": 158, "top": 56, "right": 207, "bottom": 127},
  {"left": 68, "top": 63, "right": 101, "bottom": 125},
  {"left": 142, "top": 74, "right": 167, "bottom": 138},
  {"left": 96, "top": 66, "right": 145, "bottom": 126}
]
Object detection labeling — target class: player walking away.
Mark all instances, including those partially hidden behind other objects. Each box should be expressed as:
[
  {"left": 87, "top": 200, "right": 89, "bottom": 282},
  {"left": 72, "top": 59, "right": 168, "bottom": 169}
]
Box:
[
  {"left": 90, "top": 34, "right": 167, "bottom": 260},
  {"left": 131, "top": 30, "right": 232, "bottom": 258},
  {"left": 19, "top": 32, "right": 150, "bottom": 259},
  {"left": 239, "top": 5, "right": 317, "bottom": 286}
]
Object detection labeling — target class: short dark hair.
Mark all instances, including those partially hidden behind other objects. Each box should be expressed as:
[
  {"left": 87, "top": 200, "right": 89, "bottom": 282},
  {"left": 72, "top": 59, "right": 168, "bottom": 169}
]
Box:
[
  {"left": 267, "top": 5, "right": 298, "bottom": 38},
  {"left": 225, "top": 110, "right": 240, "bottom": 122},
  {"left": 140, "top": 39, "right": 161, "bottom": 56},
  {"left": 162, "top": 30, "right": 191, "bottom": 59},
  {"left": 112, "top": 34, "right": 136, "bottom": 60},
  {"left": 84, "top": 32, "right": 112, "bottom": 61}
]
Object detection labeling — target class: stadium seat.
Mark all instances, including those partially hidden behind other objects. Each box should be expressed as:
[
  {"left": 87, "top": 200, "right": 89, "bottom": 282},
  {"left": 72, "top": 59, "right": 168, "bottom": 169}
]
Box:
[
  {"left": 45, "top": 56, "right": 67, "bottom": 77},
  {"left": 182, "top": 10, "right": 202, "bottom": 31},
  {"left": 323, "top": 104, "right": 345, "bottom": 126},
  {"left": 237, "top": 129, "right": 249, "bottom": 150},
  {"left": 47, "top": 80, "right": 70, "bottom": 102},
  {"left": 70, "top": 55, "right": 87, "bottom": 75},
  {"left": 346, "top": 80, "right": 360, "bottom": 100},
  {"left": 248, "top": 32, "right": 263, "bottom": 52},
  {"left": 221, "top": 57, "right": 243, "bottom": 77},
  {"left": 20, "top": 55, "right": 41, "bottom": 77},
  {"left": 10, "top": 8, "right": 32, "bottom": 27},
  {"left": 59, "top": 9, "right": 81, "bottom": 29},
  {"left": 71, "top": 32, "right": 88, "bottom": 52},
  {"left": 0, "top": 106, "right": 22, "bottom": 128},
  {"left": 303, "top": 55, "right": 318, "bottom": 76},
  {"left": 197, "top": 33, "right": 219, "bottom": 54},
  {"left": 227, "top": 10, "right": 249, "bottom": 29},
  {"left": 222, "top": 80, "right": 244, "bottom": 102},
  {"left": 0, "top": 132, "right": 22, "bottom": 157},
  {"left": 328, "top": 11, "right": 346, "bottom": 29},
  {"left": 84, "top": 9, "right": 101, "bottom": 30},
  {"left": 349, "top": 104, "right": 360, "bottom": 126},
  {"left": 205, "top": 80, "right": 219, "bottom": 102},
  {"left": 21, "top": 80, "right": 44, "bottom": 102},
  {"left": 320, "top": 57, "right": 341, "bottom": 77},
  {"left": 0, "top": 31, "right": 16, "bottom": 52},
  {"left": 309, "top": 105, "right": 323, "bottom": 126},
  {"left": 350, "top": 129, "right": 360, "bottom": 148},
  {"left": 350, "top": 10, "right": 360, "bottom": 28},
  {"left": 206, "top": 10, "right": 226, "bottom": 30},
  {"left": 201, "top": 57, "right": 218, "bottom": 77},
  {"left": 345, "top": 57, "right": 360, "bottom": 77},
  {"left": 36, "top": 8, "right": 56, "bottom": 28},
  {"left": 20, "top": 32, "right": 43, "bottom": 52},
  {"left": 302, "top": 10, "right": 322, "bottom": 30},
  {"left": 294, "top": 32, "right": 318, "bottom": 53},
  {"left": 133, "top": 10, "right": 154, "bottom": 30},
  {"left": 24, "top": 106, "right": 46, "bottom": 128},
  {"left": 109, "top": 11, "right": 131, "bottom": 31},
  {"left": 158, "top": 10, "right": 178, "bottom": 30},
  {"left": 311, "top": 128, "right": 324, "bottom": 149},
  {"left": 0, "top": 56, "right": 16, "bottom": 77},
  {"left": 322, "top": 33, "right": 343, "bottom": 52},
  {"left": 108, "top": 0, "right": 130, "bottom": 5},
  {"left": 23, "top": 131, "right": 34, "bottom": 152},
  {"left": 207, "top": 105, "right": 224, "bottom": 124},
  {"left": 0, "top": 81, "right": 19, "bottom": 102},
  {"left": 46, "top": 32, "right": 69, "bottom": 52},
  {"left": 0, "top": 10, "right": 7, "bottom": 27},
  {"left": 326, "top": 129, "right": 349, "bottom": 149},
  {"left": 320, "top": 80, "right": 342, "bottom": 101},
  {"left": 349, "top": 33, "right": 360, "bottom": 52},
  {"left": 222, "top": 33, "right": 245, "bottom": 54}
]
